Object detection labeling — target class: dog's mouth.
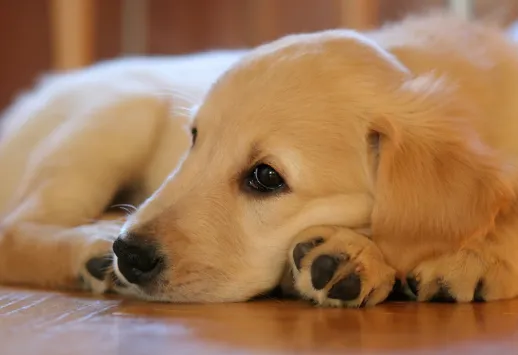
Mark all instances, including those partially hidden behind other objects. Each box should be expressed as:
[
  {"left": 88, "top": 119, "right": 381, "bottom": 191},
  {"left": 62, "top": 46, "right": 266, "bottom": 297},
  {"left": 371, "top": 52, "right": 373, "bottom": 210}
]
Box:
[
  {"left": 111, "top": 256, "right": 145, "bottom": 290},
  {"left": 106, "top": 259, "right": 160, "bottom": 300}
]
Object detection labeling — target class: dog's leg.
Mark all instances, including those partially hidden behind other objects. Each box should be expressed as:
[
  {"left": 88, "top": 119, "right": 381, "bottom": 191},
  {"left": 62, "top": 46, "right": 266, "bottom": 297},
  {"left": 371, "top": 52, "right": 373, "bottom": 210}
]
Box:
[
  {"left": 288, "top": 226, "right": 396, "bottom": 307},
  {"left": 401, "top": 224, "right": 518, "bottom": 303},
  {"left": 0, "top": 96, "right": 168, "bottom": 293},
  {"left": 0, "top": 220, "right": 125, "bottom": 293}
]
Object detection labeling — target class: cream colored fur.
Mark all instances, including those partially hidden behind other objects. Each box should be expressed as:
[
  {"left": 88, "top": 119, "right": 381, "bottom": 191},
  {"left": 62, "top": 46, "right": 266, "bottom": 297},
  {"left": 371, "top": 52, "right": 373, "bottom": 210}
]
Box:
[{"left": 2, "top": 14, "right": 518, "bottom": 306}]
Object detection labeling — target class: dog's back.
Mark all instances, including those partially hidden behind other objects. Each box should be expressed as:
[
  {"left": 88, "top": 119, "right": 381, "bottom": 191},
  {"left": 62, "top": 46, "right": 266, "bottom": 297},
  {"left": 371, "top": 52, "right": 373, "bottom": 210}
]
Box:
[{"left": 0, "top": 51, "right": 244, "bottom": 216}]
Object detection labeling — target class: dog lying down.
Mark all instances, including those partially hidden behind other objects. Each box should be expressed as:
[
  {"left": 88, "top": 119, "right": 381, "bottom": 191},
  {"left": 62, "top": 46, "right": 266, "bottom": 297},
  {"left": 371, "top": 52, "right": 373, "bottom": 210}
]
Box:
[{"left": 2, "top": 13, "right": 518, "bottom": 307}]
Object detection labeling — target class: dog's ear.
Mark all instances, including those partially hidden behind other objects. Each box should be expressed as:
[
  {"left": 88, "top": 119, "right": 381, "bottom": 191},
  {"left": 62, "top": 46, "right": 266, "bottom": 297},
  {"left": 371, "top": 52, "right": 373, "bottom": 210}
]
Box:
[{"left": 370, "top": 75, "right": 516, "bottom": 270}]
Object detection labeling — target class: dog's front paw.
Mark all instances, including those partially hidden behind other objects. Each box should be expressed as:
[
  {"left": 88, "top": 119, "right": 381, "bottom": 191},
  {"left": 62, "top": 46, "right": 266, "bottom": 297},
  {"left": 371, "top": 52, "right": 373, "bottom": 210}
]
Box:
[
  {"left": 403, "top": 249, "right": 518, "bottom": 303},
  {"left": 77, "top": 238, "right": 116, "bottom": 294},
  {"left": 289, "top": 227, "right": 396, "bottom": 307},
  {"left": 72, "top": 221, "right": 128, "bottom": 295}
]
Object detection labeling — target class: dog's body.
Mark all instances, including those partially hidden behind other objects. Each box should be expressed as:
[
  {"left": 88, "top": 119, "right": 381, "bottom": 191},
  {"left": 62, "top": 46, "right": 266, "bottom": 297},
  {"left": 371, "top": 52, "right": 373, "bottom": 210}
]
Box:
[
  {"left": 2, "top": 14, "right": 518, "bottom": 306},
  {"left": 0, "top": 51, "right": 245, "bottom": 215}
]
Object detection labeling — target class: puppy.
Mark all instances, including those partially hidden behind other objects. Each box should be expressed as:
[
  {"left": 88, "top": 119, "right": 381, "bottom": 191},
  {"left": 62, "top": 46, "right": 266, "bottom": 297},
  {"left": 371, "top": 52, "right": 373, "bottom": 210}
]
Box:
[{"left": 2, "top": 14, "right": 518, "bottom": 307}]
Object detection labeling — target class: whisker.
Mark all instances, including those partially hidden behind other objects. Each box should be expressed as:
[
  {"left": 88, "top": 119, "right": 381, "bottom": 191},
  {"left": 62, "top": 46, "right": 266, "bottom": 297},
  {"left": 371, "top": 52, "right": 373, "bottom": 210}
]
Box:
[
  {"left": 110, "top": 203, "right": 137, "bottom": 212},
  {"left": 156, "top": 88, "right": 201, "bottom": 103},
  {"left": 109, "top": 203, "right": 138, "bottom": 217}
]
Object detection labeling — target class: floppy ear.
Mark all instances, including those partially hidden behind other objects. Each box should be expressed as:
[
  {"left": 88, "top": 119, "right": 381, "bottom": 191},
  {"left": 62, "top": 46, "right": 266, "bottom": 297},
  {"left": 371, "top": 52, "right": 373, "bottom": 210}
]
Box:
[{"left": 370, "top": 75, "right": 516, "bottom": 270}]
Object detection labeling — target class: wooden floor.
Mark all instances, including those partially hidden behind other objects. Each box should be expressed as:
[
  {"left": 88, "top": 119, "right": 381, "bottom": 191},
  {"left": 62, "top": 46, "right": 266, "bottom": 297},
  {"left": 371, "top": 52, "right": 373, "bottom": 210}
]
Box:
[{"left": 1, "top": 286, "right": 518, "bottom": 355}]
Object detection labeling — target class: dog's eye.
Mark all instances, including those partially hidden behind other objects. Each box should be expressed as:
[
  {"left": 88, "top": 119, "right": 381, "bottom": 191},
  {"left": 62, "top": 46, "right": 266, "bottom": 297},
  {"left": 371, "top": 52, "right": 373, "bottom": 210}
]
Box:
[
  {"left": 247, "top": 164, "right": 285, "bottom": 193},
  {"left": 191, "top": 127, "right": 198, "bottom": 146}
]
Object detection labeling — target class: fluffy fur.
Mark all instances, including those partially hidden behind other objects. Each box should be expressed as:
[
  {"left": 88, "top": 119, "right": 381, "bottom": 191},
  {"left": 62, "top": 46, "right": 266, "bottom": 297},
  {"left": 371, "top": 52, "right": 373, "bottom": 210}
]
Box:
[{"left": 1, "top": 14, "right": 518, "bottom": 306}]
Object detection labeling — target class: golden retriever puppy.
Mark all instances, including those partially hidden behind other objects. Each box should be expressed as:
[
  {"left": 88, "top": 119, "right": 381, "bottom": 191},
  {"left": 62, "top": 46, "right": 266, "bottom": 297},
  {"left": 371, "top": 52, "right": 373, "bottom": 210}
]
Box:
[{"left": 2, "top": 14, "right": 518, "bottom": 307}]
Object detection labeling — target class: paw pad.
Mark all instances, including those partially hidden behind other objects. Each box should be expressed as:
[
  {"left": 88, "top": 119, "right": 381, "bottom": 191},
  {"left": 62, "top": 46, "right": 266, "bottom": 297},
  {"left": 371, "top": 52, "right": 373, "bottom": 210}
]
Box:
[
  {"left": 292, "top": 238, "right": 324, "bottom": 270},
  {"left": 290, "top": 232, "right": 396, "bottom": 308},
  {"left": 86, "top": 254, "right": 113, "bottom": 281},
  {"left": 429, "top": 286, "right": 457, "bottom": 303},
  {"left": 328, "top": 273, "right": 362, "bottom": 301},
  {"left": 473, "top": 281, "right": 486, "bottom": 302},
  {"left": 308, "top": 252, "right": 362, "bottom": 302},
  {"left": 310, "top": 255, "right": 340, "bottom": 290},
  {"left": 406, "top": 275, "right": 419, "bottom": 297}
]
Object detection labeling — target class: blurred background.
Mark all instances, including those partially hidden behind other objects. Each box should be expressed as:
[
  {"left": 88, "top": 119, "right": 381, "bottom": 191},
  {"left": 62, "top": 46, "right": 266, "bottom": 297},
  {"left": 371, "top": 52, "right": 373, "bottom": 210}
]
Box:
[{"left": 1, "top": 0, "right": 518, "bottom": 111}]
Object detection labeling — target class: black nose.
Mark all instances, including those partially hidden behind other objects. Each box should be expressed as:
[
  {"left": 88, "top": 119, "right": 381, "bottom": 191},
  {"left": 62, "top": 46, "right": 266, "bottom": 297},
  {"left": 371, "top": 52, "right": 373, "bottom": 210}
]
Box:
[{"left": 112, "top": 235, "right": 163, "bottom": 285}]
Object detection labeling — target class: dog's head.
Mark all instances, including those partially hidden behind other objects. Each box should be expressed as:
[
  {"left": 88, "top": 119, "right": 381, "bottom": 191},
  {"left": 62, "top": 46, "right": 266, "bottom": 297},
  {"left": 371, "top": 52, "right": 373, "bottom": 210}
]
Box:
[{"left": 112, "top": 30, "right": 514, "bottom": 302}]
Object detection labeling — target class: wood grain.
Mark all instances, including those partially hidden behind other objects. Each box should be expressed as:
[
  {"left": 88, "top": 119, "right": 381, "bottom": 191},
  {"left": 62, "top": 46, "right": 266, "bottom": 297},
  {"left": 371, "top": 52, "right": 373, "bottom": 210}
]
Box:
[{"left": 1, "top": 286, "right": 518, "bottom": 354}]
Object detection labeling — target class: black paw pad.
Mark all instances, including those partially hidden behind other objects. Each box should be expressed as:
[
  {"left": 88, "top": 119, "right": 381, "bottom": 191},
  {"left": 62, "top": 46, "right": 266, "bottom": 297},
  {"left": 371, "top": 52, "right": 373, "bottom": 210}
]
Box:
[
  {"left": 429, "top": 285, "right": 457, "bottom": 303},
  {"left": 406, "top": 275, "right": 419, "bottom": 297},
  {"left": 293, "top": 238, "right": 324, "bottom": 271},
  {"left": 473, "top": 281, "right": 486, "bottom": 302},
  {"left": 386, "top": 279, "right": 415, "bottom": 302},
  {"left": 86, "top": 254, "right": 113, "bottom": 281},
  {"left": 328, "top": 273, "right": 362, "bottom": 301},
  {"left": 311, "top": 255, "right": 340, "bottom": 290}
]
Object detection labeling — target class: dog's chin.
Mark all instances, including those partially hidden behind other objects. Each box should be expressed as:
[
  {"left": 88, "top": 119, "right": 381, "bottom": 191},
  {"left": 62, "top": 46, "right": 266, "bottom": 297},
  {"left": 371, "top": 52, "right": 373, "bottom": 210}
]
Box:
[
  {"left": 110, "top": 256, "right": 291, "bottom": 303},
  {"left": 111, "top": 272, "right": 281, "bottom": 303},
  {"left": 110, "top": 264, "right": 235, "bottom": 303}
]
